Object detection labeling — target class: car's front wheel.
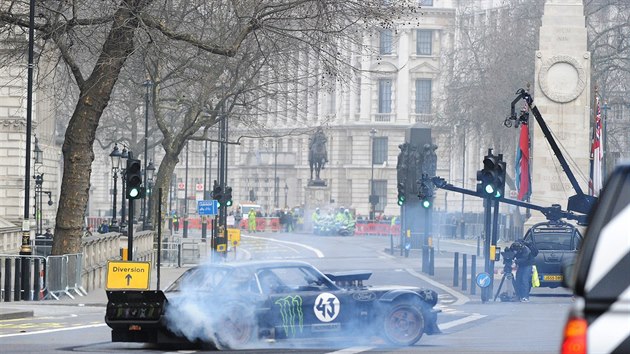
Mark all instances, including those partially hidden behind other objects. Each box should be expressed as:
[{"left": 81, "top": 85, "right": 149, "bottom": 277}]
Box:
[{"left": 382, "top": 301, "right": 425, "bottom": 346}]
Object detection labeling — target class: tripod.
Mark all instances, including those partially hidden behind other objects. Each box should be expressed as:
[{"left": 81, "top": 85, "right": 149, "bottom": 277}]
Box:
[{"left": 494, "top": 260, "right": 518, "bottom": 302}]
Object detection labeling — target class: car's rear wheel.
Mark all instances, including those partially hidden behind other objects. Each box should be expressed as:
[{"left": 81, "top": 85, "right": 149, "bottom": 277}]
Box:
[
  {"left": 382, "top": 301, "right": 425, "bottom": 346},
  {"left": 214, "top": 304, "right": 255, "bottom": 349}
]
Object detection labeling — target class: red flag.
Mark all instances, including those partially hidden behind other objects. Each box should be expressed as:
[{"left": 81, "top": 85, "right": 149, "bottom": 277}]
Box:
[{"left": 516, "top": 122, "right": 531, "bottom": 201}]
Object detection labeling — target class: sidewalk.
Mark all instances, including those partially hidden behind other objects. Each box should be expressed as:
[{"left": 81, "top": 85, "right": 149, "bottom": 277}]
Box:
[{"left": 0, "top": 266, "right": 191, "bottom": 320}]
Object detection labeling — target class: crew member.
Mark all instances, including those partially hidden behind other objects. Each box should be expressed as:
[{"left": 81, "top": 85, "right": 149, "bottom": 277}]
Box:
[
  {"left": 248, "top": 208, "right": 257, "bottom": 233},
  {"left": 513, "top": 240, "right": 534, "bottom": 302},
  {"left": 335, "top": 207, "right": 346, "bottom": 223},
  {"left": 312, "top": 208, "right": 321, "bottom": 224},
  {"left": 172, "top": 213, "right": 179, "bottom": 233}
]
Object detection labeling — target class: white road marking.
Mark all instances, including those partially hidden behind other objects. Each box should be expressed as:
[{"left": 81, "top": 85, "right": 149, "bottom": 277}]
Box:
[
  {"left": 405, "top": 268, "right": 470, "bottom": 305},
  {"left": 0, "top": 323, "right": 107, "bottom": 338},
  {"left": 243, "top": 234, "right": 325, "bottom": 258},
  {"left": 326, "top": 346, "right": 375, "bottom": 354},
  {"left": 438, "top": 313, "right": 487, "bottom": 330}
]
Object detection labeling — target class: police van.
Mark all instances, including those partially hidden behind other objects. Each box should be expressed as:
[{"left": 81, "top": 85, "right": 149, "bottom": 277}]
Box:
[{"left": 561, "top": 162, "right": 630, "bottom": 353}]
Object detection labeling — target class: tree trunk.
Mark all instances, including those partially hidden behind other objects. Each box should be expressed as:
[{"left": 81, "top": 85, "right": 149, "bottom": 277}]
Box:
[
  {"left": 52, "top": 3, "right": 149, "bottom": 255},
  {"left": 148, "top": 151, "right": 180, "bottom": 231}
]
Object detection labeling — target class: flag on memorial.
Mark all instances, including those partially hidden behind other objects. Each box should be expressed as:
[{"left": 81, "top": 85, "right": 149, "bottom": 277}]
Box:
[
  {"left": 589, "top": 95, "right": 603, "bottom": 197},
  {"left": 515, "top": 112, "right": 531, "bottom": 201}
]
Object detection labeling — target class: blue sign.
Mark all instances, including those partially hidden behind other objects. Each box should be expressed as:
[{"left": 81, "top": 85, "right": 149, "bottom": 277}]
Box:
[
  {"left": 197, "top": 200, "right": 218, "bottom": 216},
  {"left": 476, "top": 272, "right": 492, "bottom": 288}
]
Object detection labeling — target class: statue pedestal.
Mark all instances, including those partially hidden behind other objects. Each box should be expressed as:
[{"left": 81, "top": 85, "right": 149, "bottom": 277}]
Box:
[{"left": 304, "top": 184, "right": 331, "bottom": 231}]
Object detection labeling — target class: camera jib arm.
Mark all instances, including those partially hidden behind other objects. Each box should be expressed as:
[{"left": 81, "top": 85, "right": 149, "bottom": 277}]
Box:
[
  {"left": 431, "top": 177, "right": 587, "bottom": 225},
  {"left": 505, "top": 89, "right": 597, "bottom": 216}
]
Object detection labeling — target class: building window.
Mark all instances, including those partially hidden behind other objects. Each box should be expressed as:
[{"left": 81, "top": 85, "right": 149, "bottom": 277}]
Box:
[
  {"left": 415, "top": 79, "right": 432, "bottom": 114},
  {"left": 379, "top": 29, "right": 393, "bottom": 55},
  {"left": 372, "top": 180, "right": 387, "bottom": 212},
  {"left": 372, "top": 137, "right": 388, "bottom": 165},
  {"left": 416, "top": 30, "right": 433, "bottom": 55},
  {"left": 378, "top": 79, "right": 392, "bottom": 113},
  {"left": 419, "top": 0, "right": 433, "bottom": 6}
]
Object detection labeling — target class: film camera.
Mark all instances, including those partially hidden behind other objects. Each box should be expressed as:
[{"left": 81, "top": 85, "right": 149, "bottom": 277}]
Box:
[{"left": 501, "top": 241, "right": 526, "bottom": 267}]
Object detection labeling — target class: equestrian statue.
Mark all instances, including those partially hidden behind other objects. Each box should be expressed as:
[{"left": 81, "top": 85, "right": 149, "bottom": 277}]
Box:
[{"left": 308, "top": 127, "right": 328, "bottom": 185}]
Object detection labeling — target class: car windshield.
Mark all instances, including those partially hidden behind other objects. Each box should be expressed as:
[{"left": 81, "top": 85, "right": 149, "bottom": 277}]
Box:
[
  {"left": 528, "top": 229, "right": 582, "bottom": 251},
  {"left": 165, "top": 266, "right": 231, "bottom": 292},
  {"left": 256, "top": 266, "right": 335, "bottom": 294}
]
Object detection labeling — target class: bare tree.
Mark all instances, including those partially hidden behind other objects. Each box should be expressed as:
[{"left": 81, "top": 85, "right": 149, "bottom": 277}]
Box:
[{"left": 1, "top": 0, "right": 421, "bottom": 254}]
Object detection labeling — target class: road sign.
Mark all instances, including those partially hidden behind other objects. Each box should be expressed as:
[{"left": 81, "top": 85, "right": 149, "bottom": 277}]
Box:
[
  {"left": 106, "top": 261, "right": 150, "bottom": 290},
  {"left": 476, "top": 272, "right": 492, "bottom": 288},
  {"left": 195, "top": 183, "right": 204, "bottom": 191},
  {"left": 228, "top": 228, "right": 241, "bottom": 246},
  {"left": 197, "top": 199, "right": 218, "bottom": 215},
  {"left": 177, "top": 182, "right": 185, "bottom": 190}
]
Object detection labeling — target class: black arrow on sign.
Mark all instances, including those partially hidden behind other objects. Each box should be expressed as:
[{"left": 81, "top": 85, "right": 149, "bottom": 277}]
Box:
[{"left": 125, "top": 274, "right": 132, "bottom": 286}]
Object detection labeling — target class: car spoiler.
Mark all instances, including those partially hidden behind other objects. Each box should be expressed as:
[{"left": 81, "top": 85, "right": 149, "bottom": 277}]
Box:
[{"left": 325, "top": 271, "right": 372, "bottom": 288}]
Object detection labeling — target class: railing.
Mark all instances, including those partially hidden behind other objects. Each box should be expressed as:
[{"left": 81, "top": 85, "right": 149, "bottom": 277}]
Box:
[
  {"left": 0, "top": 230, "right": 157, "bottom": 301},
  {"left": 373, "top": 113, "right": 394, "bottom": 122}
]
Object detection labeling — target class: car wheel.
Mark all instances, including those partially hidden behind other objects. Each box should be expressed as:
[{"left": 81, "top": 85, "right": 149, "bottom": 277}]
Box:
[
  {"left": 382, "top": 301, "right": 425, "bottom": 346},
  {"left": 214, "top": 304, "right": 255, "bottom": 349}
]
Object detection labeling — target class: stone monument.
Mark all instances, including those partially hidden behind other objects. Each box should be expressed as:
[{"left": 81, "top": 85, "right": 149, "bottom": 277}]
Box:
[
  {"left": 529, "top": 0, "right": 591, "bottom": 225},
  {"left": 307, "top": 127, "right": 328, "bottom": 186},
  {"left": 304, "top": 127, "right": 330, "bottom": 230}
]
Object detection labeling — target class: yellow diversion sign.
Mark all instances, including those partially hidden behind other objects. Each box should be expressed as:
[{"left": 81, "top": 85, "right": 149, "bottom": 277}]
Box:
[{"left": 106, "top": 261, "right": 151, "bottom": 290}]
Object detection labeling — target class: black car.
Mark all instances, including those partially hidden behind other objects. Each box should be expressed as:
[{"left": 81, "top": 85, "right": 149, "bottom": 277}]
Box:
[
  {"left": 523, "top": 221, "right": 583, "bottom": 288},
  {"left": 105, "top": 260, "right": 441, "bottom": 349}
]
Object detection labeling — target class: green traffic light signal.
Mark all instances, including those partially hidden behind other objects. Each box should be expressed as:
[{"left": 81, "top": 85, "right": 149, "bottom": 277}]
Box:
[
  {"left": 129, "top": 187, "right": 140, "bottom": 198},
  {"left": 397, "top": 195, "right": 405, "bottom": 206},
  {"left": 422, "top": 199, "right": 431, "bottom": 209},
  {"left": 126, "top": 158, "right": 144, "bottom": 199}
]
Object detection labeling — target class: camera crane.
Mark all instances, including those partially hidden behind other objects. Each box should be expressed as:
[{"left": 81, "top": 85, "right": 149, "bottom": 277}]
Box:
[
  {"left": 503, "top": 88, "right": 597, "bottom": 222},
  {"left": 431, "top": 88, "right": 596, "bottom": 225},
  {"left": 427, "top": 89, "right": 597, "bottom": 301}
]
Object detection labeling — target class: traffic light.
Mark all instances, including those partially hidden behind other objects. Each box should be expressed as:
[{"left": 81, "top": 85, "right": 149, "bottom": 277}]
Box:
[
  {"left": 126, "top": 158, "right": 144, "bottom": 199},
  {"left": 477, "top": 153, "right": 499, "bottom": 198},
  {"left": 476, "top": 151, "right": 506, "bottom": 199},
  {"left": 211, "top": 181, "right": 224, "bottom": 207},
  {"left": 495, "top": 158, "right": 506, "bottom": 198},
  {"left": 223, "top": 186, "right": 233, "bottom": 207},
  {"left": 397, "top": 182, "right": 406, "bottom": 206},
  {"left": 418, "top": 174, "right": 433, "bottom": 209}
]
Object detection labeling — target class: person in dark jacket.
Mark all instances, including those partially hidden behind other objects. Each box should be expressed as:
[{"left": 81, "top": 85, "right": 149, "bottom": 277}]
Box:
[{"left": 512, "top": 240, "right": 534, "bottom": 302}]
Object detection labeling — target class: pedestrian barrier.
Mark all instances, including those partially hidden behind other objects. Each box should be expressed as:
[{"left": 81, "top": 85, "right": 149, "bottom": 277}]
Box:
[
  {"left": 45, "top": 254, "right": 87, "bottom": 300},
  {"left": 159, "top": 237, "right": 181, "bottom": 267},
  {"left": 268, "top": 218, "right": 281, "bottom": 232}
]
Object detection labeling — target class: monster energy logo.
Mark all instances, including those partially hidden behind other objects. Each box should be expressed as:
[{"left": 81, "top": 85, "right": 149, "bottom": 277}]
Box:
[{"left": 275, "top": 295, "right": 304, "bottom": 337}]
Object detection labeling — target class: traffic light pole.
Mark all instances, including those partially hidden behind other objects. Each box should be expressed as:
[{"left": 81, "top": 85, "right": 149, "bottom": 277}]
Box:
[{"left": 126, "top": 151, "right": 135, "bottom": 261}]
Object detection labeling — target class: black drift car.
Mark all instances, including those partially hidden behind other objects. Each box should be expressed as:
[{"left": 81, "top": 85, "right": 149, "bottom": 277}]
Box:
[
  {"left": 105, "top": 260, "right": 441, "bottom": 349},
  {"left": 523, "top": 221, "right": 583, "bottom": 288}
]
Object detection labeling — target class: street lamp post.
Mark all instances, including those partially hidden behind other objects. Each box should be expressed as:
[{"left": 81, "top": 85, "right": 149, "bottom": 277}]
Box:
[
  {"left": 369, "top": 128, "right": 377, "bottom": 221},
  {"left": 284, "top": 183, "right": 288, "bottom": 209},
  {"left": 109, "top": 144, "right": 122, "bottom": 231},
  {"left": 33, "top": 138, "right": 43, "bottom": 235},
  {"left": 145, "top": 160, "right": 155, "bottom": 230},
  {"left": 142, "top": 78, "right": 153, "bottom": 230},
  {"left": 183, "top": 142, "right": 189, "bottom": 238},
  {"left": 20, "top": 0, "right": 36, "bottom": 257}
]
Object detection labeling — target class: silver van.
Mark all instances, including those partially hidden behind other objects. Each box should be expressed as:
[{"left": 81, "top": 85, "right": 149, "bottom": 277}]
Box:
[{"left": 562, "top": 162, "right": 630, "bottom": 354}]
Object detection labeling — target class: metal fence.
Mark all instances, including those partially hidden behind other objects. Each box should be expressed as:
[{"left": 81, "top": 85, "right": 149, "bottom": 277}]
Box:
[
  {"left": 44, "top": 254, "right": 87, "bottom": 300},
  {"left": 157, "top": 236, "right": 209, "bottom": 268}
]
